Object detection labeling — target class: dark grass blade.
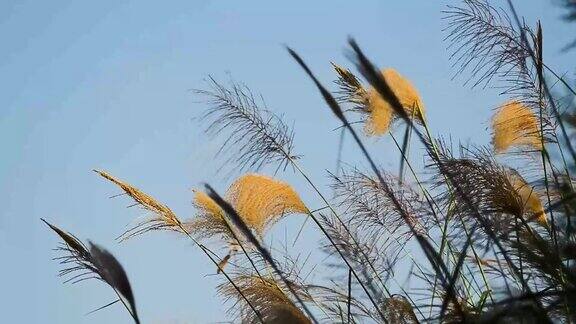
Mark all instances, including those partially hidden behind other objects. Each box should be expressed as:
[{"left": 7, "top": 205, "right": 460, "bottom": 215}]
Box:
[
  {"left": 287, "top": 47, "right": 346, "bottom": 123},
  {"left": 42, "top": 219, "right": 141, "bottom": 324},
  {"left": 89, "top": 242, "right": 140, "bottom": 324},
  {"left": 347, "top": 268, "right": 352, "bottom": 323},
  {"left": 41, "top": 218, "right": 89, "bottom": 259},
  {"left": 399, "top": 124, "right": 411, "bottom": 184}
]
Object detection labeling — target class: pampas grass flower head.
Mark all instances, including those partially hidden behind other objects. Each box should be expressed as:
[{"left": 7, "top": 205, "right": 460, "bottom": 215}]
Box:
[
  {"left": 364, "top": 68, "right": 425, "bottom": 136},
  {"left": 332, "top": 65, "right": 425, "bottom": 137},
  {"left": 366, "top": 87, "right": 395, "bottom": 136},
  {"left": 94, "top": 170, "right": 182, "bottom": 240},
  {"left": 187, "top": 174, "right": 307, "bottom": 242},
  {"left": 507, "top": 171, "right": 548, "bottom": 226},
  {"left": 492, "top": 100, "right": 543, "bottom": 153},
  {"left": 219, "top": 274, "right": 311, "bottom": 324},
  {"left": 380, "top": 68, "right": 425, "bottom": 122},
  {"left": 185, "top": 190, "right": 232, "bottom": 241},
  {"left": 194, "top": 190, "right": 225, "bottom": 220},
  {"left": 227, "top": 173, "right": 308, "bottom": 236}
]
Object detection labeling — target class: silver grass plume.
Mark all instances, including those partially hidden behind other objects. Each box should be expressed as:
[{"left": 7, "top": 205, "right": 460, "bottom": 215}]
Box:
[
  {"left": 443, "top": 0, "right": 555, "bottom": 145},
  {"left": 195, "top": 76, "right": 299, "bottom": 173}
]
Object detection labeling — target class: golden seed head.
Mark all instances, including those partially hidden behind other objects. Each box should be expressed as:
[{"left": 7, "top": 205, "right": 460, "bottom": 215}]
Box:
[
  {"left": 507, "top": 172, "right": 548, "bottom": 226},
  {"left": 220, "top": 274, "right": 311, "bottom": 324},
  {"left": 226, "top": 173, "right": 308, "bottom": 235},
  {"left": 364, "top": 68, "right": 424, "bottom": 136},
  {"left": 193, "top": 190, "right": 225, "bottom": 220},
  {"left": 492, "top": 100, "right": 543, "bottom": 153},
  {"left": 366, "top": 87, "right": 395, "bottom": 136},
  {"left": 381, "top": 68, "right": 425, "bottom": 122},
  {"left": 94, "top": 170, "right": 180, "bottom": 228},
  {"left": 185, "top": 190, "right": 232, "bottom": 243}
]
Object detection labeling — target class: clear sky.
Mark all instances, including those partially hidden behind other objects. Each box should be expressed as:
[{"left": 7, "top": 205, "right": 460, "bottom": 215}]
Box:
[{"left": 1, "top": 1, "right": 574, "bottom": 323}]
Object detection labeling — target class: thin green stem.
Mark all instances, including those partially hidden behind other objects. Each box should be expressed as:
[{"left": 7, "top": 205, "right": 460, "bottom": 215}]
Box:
[{"left": 420, "top": 119, "right": 495, "bottom": 306}]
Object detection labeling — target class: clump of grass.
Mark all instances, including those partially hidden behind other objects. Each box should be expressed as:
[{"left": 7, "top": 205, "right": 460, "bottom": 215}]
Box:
[{"left": 43, "top": 0, "right": 576, "bottom": 323}]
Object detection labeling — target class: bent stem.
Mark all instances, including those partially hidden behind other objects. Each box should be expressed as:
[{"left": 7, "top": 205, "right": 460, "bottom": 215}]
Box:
[
  {"left": 175, "top": 220, "right": 265, "bottom": 324},
  {"left": 111, "top": 287, "right": 140, "bottom": 324}
]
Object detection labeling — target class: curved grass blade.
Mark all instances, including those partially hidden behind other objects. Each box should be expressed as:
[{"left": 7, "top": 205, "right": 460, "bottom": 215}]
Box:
[{"left": 42, "top": 219, "right": 141, "bottom": 324}]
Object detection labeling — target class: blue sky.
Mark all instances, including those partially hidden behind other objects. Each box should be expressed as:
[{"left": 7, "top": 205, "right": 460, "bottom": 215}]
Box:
[{"left": 0, "top": 1, "right": 574, "bottom": 323}]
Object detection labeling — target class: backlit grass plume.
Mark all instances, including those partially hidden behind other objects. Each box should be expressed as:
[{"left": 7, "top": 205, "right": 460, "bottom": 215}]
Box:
[
  {"left": 186, "top": 174, "right": 308, "bottom": 272},
  {"left": 492, "top": 100, "right": 543, "bottom": 153},
  {"left": 508, "top": 170, "right": 548, "bottom": 226},
  {"left": 443, "top": 0, "right": 532, "bottom": 88},
  {"left": 330, "top": 167, "right": 430, "bottom": 245},
  {"left": 332, "top": 62, "right": 368, "bottom": 110},
  {"left": 227, "top": 173, "right": 308, "bottom": 236},
  {"left": 94, "top": 170, "right": 183, "bottom": 240},
  {"left": 333, "top": 65, "right": 425, "bottom": 136},
  {"left": 218, "top": 274, "right": 311, "bottom": 324},
  {"left": 380, "top": 68, "right": 425, "bottom": 122},
  {"left": 188, "top": 173, "right": 307, "bottom": 239},
  {"left": 365, "top": 88, "right": 396, "bottom": 136},
  {"left": 185, "top": 190, "right": 228, "bottom": 240}
]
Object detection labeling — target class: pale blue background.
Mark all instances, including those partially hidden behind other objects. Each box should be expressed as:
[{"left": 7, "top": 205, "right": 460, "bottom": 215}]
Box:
[{"left": 0, "top": 1, "right": 574, "bottom": 323}]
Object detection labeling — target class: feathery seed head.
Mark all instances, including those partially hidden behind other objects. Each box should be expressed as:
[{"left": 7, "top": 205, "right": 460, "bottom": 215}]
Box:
[
  {"left": 226, "top": 174, "right": 308, "bottom": 236},
  {"left": 492, "top": 100, "right": 543, "bottom": 153},
  {"left": 366, "top": 88, "right": 395, "bottom": 136},
  {"left": 434, "top": 148, "right": 548, "bottom": 240},
  {"left": 94, "top": 170, "right": 182, "bottom": 240},
  {"left": 507, "top": 171, "right": 548, "bottom": 226},
  {"left": 187, "top": 173, "right": 306, "bottom": 251},
  {"left": 196, "top": 77, "right": 298, "bottom": 173},
  {"left": 332, "top": 62, "right": 368, "bottom": 107},
  {"left": 219, "top": 274, "right": 311, "bottom": 324},
  {"left": 332, "top": 64, "right": 425, "bottom": 137},
  {"left": 380, "top": 68, "right": 425, "bottom": 122},
  {"left": 193, "top": 190, "right": 225, "bottom": 220},
  {"left": 184, "top": 190, "right": 234, "bottom": 242}
]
